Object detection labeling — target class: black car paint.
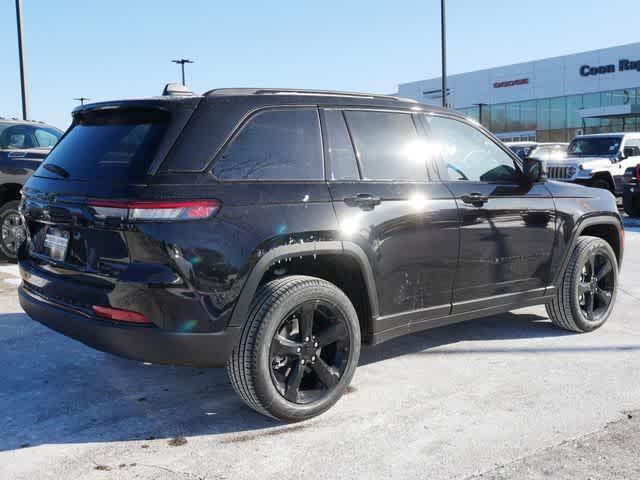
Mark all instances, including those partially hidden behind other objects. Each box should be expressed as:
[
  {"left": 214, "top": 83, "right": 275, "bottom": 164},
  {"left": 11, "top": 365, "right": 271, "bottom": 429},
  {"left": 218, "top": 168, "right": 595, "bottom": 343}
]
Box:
[{"left": 18, "top": 93, "right": 624, "bottom": 367}]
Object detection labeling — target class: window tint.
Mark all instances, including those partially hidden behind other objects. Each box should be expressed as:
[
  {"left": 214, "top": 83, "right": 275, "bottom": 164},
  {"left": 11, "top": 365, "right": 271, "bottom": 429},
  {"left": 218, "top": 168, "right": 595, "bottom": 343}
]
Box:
[
  {"left": 322, "top": 109, "right": 359, "bottom": 180},
  {"left": 39, "top": 109, "right": 168, "bottom": 182},
  {"left": 344, "top": 111, "right": 425, "bottom": 181},
  {"left": 424, "top": 115, "right": 518, "bottom": 182},
  {"left": 213, "top": 108, "right": 323, "bottom": 181}
]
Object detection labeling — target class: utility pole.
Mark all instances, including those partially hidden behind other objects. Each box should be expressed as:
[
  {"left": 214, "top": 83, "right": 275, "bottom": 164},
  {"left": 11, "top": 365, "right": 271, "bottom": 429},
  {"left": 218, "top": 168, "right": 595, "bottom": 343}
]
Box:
[
  {"left": 172, "top": 58, "right": 194, "bottom": 86},
  {"left": 15, "top": 0, "right": 29, "bottom": 120},
  {"left": 440, "top": 0, "right": 448, "bottom": 109},
  {"left": 74, "top": 97, "right": 90, "bottom": 105}
]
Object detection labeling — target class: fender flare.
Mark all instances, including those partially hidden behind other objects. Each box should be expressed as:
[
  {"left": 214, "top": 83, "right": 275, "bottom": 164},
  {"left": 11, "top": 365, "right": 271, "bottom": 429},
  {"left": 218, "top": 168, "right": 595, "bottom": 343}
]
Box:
[
  {"left": 552, "top": 213, "right": 624, "bottom": 287},
  {"left": 228, "top": 240, "right": 379, "bottom": 327}
]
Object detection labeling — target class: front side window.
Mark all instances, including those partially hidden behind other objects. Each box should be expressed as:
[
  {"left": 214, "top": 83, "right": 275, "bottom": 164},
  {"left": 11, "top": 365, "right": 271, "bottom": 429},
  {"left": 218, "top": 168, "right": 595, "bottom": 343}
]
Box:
[
  {"left": 423, "top": 115, "right": 518, "bottom": 182},
  {"left": 344, "top": 110, "right": 425, "bottom": 181},
  {"left": 213, "top": 108, "right": 323, "bottom": 181}
]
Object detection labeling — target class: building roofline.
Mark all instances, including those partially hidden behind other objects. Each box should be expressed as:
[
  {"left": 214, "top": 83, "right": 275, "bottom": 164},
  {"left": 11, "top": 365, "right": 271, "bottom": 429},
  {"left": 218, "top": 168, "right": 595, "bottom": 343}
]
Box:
[{"left": 399, "top": 41, "right": 640, "bottom": 87}]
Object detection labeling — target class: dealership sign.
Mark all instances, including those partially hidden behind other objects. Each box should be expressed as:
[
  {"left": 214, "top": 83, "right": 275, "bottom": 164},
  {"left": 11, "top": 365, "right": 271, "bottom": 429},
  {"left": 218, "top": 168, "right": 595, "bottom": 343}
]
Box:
[
  {"left": 580, "top": 59, "right": 640, "bottom": 77},
  {"left": 493, "top": 78, "right": 529, "bottom": 88}
]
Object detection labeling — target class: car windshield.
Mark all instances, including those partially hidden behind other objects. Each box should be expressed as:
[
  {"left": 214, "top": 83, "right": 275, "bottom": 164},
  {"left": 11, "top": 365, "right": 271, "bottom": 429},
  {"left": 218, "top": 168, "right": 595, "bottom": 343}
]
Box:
[
  {"left": 0, "top": 123, "right": 62, "bottom": 149},
  {"left": 568, "top": 137, "right": 622, "bottom": 157}
]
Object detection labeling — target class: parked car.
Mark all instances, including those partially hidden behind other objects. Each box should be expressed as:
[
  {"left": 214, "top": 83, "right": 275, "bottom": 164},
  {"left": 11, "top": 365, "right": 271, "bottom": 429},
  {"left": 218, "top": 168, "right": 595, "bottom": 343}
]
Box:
[
  {"left": 622, "top": 163, "right": 640, "bottom": 217},
  {"left": 0, "top": 117, "right": 63, "bottom": 260},
  {"left": 546, "top": 133, "right": 640, "bottom": 194},
  {"left": 18, "top": 86, "right": 624, "bottom": 421}
]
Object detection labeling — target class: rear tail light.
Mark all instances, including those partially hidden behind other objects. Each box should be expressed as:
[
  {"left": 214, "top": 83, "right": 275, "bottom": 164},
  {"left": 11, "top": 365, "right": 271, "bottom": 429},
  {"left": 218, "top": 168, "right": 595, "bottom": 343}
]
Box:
[
  {"left": 636, "top": 164, "right": 640, "bottom": 184},
  {"left": 92, "top": 305, "right": 153, "bottom": 324},
  {"left": 88, "top": 200, "right": 220, "bottom": 221}
]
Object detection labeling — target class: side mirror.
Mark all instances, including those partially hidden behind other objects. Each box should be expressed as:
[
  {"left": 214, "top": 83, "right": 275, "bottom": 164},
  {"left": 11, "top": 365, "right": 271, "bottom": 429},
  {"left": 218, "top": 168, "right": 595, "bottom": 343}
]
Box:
[
  {"left": 522, "top": 157, "right": 546, "bottom": 183},
  {"left": 617, "top": 150, "right": 627, "bottom": 162}
]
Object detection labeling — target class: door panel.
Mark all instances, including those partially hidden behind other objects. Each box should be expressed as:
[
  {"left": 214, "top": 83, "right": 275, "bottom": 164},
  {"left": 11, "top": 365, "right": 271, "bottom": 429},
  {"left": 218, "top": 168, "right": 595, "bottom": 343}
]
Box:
[
  {"left": 445, "top": 181, "right": 556, "bottom": 312},
  {"left": 419, "top": 113, "right": 557, "bottom": 313},
  {"left": 329, "top": 182, "right": 459, "bottom": 329}
]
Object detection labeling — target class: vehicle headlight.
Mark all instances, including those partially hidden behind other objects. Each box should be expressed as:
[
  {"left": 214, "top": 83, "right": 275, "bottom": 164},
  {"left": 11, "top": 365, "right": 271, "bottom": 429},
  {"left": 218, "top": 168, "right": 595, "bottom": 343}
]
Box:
[{"left": 568, "top": 166, "right": 576, "bottom": 177}]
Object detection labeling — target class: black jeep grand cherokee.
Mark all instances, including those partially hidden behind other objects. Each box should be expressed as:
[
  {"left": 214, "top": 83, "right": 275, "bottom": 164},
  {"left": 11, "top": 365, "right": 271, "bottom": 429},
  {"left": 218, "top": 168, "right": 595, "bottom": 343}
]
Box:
[{"left": 18, "top": 86, "right": 624, "bottom": 420}]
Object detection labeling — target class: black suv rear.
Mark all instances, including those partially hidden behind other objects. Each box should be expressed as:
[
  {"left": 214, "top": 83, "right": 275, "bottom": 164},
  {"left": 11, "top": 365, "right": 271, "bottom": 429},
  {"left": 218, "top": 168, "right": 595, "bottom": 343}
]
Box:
[{"left": 19, "top": 87, "right": 624, "bottom": 420}]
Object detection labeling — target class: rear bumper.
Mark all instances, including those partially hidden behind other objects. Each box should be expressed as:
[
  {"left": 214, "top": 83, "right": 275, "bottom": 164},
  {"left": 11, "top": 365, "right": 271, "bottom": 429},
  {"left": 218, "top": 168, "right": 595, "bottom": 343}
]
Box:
[{"left": 19, "top": 285, "right": 240, "bottom": 367}]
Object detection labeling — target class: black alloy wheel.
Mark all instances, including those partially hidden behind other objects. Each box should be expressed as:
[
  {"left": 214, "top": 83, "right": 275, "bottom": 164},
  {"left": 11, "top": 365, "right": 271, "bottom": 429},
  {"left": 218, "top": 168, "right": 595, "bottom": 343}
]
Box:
[
  {"left": 577, "top": 251, "right": 615, "bottom": 323},
  {"left": 269, "top": 300, "right": 350, "bottom": 404},
  {"left": 0, "top": 201, "right": 26, "bottom": 260}
]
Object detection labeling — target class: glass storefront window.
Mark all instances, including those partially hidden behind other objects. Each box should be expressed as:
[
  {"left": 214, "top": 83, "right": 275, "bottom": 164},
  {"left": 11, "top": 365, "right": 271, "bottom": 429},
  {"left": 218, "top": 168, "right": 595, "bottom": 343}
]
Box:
[
  {"left": 506, "top": 103, "right": 521, "bottom": 131},
  {"left": 521, "top": 100, "right": 537, "bottom": 131},
  {"left": 601, "top": 90, "right": 629, "bottom": 107},
  {"left": 537, "top": 99, "right": 550, "bottom": 131},
  {"left": 491, "top": 104, "right": 506, "bottom": 132},
  {"left": 566, "top": 95, "right": 583, "bottom": 129},
  {"left": 549, "top": 97, "right": 566, "bottom": 130}
]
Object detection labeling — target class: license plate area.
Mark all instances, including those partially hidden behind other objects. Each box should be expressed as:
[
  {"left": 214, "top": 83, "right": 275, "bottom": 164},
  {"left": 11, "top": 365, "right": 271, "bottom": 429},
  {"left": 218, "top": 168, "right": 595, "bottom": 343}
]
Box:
[{"left": 44, "top": 228, "right": 70, "bottom": 262}]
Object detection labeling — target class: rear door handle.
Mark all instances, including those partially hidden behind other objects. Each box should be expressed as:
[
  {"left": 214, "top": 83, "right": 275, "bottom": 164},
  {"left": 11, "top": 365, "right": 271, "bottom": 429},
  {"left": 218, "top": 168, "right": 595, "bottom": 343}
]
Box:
[
  {"left": 344, "top": 193, "right": 381, "bottom": 210},
  {"left": 461, "top": 193, "right": 489, "bottom": 206}
]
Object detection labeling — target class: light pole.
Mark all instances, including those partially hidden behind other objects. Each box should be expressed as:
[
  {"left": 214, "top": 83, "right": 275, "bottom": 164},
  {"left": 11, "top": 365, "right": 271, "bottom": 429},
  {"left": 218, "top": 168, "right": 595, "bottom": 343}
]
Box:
[
  {"left": 74, "top": 97, "right": 90, "bottom": 105},
  {"left": 172, "top": 58, "right": 194, "bottom": 86},
  {"left": 15, "top": 0, "right": 29, "bottom": 120},
  {"left": 440, "top": 0, "right": 448, "bottom": 109}
]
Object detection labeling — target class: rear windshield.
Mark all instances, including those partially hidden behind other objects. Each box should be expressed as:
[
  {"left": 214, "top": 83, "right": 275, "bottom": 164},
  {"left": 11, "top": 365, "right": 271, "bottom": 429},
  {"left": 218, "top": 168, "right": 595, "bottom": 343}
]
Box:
[{"left": 37, "top": 109, "right": 169, "bottom": 182}]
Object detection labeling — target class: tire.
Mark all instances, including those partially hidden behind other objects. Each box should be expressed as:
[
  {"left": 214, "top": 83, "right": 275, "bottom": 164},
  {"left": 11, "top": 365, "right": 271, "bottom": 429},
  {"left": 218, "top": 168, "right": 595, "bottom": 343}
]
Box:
[
  {"left": 589, "top": 178, "right": 613, "bottom": 192},
  {"left": 546, "top": 236, "right": 618, "bottom": 333},
  {"left": 227, "top": 275, "right": 361, "bottom": 421},
  {"left": 0, "top": 200, "right": 26, "bottom": 261}
]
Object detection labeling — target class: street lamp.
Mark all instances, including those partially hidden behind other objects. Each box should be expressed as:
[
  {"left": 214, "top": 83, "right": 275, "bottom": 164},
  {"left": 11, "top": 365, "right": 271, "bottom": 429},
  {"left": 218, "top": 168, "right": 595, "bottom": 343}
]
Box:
[
  {"left": 440, "top": 0, "right": 448, "bottom": 109},
  {"left": 74, "top": 97, "right": 90, "bottom": 105},
  {"left": 172, "top": 58, "right": 194, "bottom": 86},
  {"left": 15, "top": 0, "right": 29, "bottom": 120}
]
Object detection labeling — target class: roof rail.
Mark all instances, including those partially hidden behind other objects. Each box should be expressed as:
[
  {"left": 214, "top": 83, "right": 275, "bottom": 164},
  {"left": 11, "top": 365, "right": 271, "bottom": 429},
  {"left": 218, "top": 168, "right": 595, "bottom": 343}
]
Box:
[{"left": 204, "top": 88, "right": 417, "bottom": 102}]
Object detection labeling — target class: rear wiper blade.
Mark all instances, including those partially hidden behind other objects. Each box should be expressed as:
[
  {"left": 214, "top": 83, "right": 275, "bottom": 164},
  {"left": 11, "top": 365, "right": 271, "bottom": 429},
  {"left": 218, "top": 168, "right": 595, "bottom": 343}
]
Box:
[{"left": 42, "top": 163, "right": 70, "bottom": 178}]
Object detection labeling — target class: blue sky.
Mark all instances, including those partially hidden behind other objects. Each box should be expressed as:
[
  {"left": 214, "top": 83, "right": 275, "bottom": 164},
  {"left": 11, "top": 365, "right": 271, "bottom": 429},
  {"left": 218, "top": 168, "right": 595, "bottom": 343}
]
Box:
[{"left": 1, "top": 0, "right": 638, "bottom": 129}]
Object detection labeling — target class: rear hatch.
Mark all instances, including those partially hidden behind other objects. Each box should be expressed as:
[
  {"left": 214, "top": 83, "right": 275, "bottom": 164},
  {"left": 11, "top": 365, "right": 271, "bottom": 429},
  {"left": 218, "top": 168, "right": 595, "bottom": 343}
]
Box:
[{"left": 20, "top": 98, "right": 200, "bottom": 280}]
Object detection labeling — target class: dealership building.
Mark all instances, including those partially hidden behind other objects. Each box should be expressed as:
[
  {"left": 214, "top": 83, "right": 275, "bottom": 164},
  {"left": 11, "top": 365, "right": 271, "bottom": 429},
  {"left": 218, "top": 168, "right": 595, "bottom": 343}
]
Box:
[{"left": 397, "top": 42, "right": 640, "bottom": 142}]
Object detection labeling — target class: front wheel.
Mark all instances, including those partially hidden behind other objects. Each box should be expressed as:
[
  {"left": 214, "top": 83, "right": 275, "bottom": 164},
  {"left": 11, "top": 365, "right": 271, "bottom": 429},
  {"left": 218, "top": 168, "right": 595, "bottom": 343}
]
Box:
[
  {"left": 0, "top": 200, "right": 26, "bottom": 261},
  {"left": 546, "top": 236, "right": 618, "bottom": 332},
  {"left": 227, "top": 275, "right": 361, "bottom": 421}
]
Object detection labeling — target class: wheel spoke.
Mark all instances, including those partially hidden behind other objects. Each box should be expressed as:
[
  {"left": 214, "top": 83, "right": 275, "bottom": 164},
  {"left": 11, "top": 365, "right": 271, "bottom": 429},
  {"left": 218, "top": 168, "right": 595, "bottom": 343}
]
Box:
[
  {"left": 272, "top": 335, "right": 302, "bottom": 357},
  {"left": 586, "top": 292, "right": 595, "bottom": 320},
  {"left": 316, "top": 322, "right": 347, "bottom": 348},
  {"left": 595, "top": 260, "right": 612, "bottom": 281},
  {"left": 311, "top": 358, "right": 340, "bottom": 389},
  {"left": 298, "top": 303, "right": 315, "bottom": 339},
  {"left": 284, "top": 361, "right": 305, "bottom": 402},
  {"left": 596, "top": 288, "right": 612, "bottom": 306}
]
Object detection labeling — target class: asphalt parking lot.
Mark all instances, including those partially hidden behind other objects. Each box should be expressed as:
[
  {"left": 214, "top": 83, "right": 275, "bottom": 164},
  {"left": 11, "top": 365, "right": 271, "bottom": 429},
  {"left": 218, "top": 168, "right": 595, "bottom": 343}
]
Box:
[{"left": 1, "top": 220, "right": 640, "bottom": 480}]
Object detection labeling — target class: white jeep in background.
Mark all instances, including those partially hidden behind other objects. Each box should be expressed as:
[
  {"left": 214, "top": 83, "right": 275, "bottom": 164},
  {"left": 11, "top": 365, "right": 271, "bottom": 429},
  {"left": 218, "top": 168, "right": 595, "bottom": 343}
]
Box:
[{"left": 546, "top": 132, "right": 640, "bottom": 195}]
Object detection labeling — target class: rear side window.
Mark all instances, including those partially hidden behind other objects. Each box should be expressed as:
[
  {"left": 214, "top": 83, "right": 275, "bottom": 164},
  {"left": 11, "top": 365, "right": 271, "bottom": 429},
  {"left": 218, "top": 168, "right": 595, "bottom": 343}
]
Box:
[
  {"left": 39, "top": 109, "right": 169, "bottom": 182},
  {"left": 322, "top": 109, "right": 359, "bottom": 180},
  {"left": 213, "top": 108, "right": 323, "bottom": 181},
  {"left": 343, "top": 111, "right": 425, "bottom": 181},
  {"left": 0, "top": 124, "right": 62, "bottom": 149}
]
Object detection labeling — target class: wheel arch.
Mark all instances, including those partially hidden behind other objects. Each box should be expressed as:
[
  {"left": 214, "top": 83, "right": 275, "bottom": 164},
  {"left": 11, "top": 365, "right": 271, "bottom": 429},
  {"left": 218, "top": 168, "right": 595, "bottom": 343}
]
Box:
[
  {"left": 0, "top": 183, "right": 23, "bottom": 207},
  {"left": 553, "top": 214, "right": 624, "bottom": 286},
  {"left": 228, "top": 241, "right": 379, "bottom": 341}
]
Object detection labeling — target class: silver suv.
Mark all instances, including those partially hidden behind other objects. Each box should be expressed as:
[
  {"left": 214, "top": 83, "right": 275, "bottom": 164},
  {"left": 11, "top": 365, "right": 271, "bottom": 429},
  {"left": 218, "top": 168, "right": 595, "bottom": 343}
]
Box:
[{"left": 546, "top": 133, "right": 640, "bottom": 195}]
